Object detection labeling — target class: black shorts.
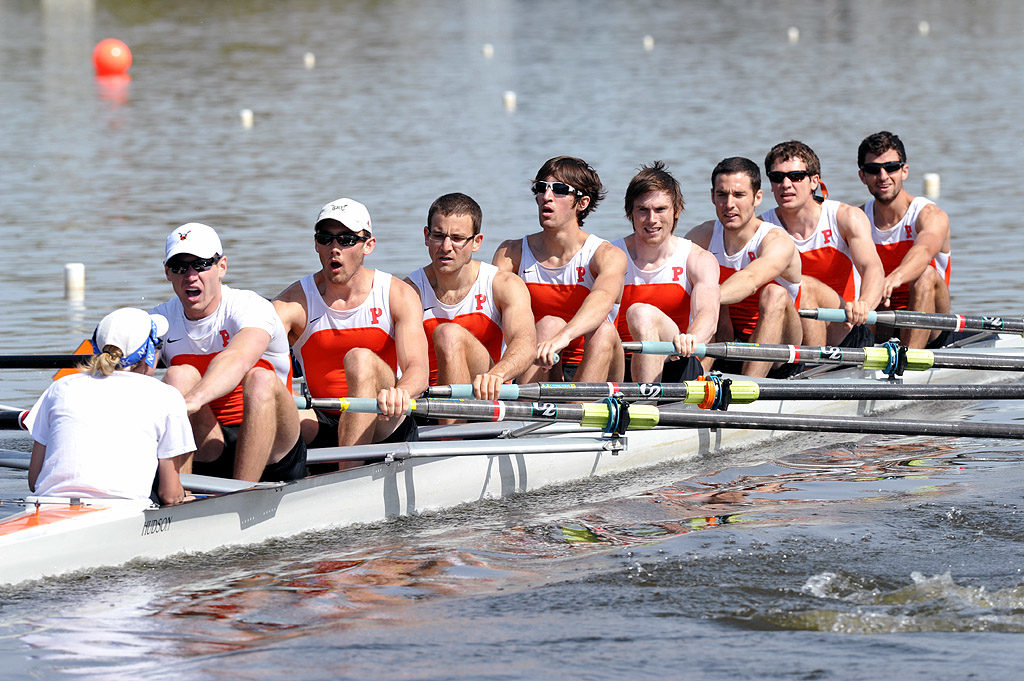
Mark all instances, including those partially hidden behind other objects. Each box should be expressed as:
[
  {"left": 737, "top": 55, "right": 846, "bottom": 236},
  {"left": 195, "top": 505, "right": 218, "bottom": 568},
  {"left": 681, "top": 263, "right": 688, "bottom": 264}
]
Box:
[
  {"left": 193, "top": 424, "right": 308, "bottom": 482},
  {"left": 840, "top": 323, "right": 875, "bottom": 347},
  {"left": 623, "top": 354, "right": 703, "bottom": 383},
  {"left": 308, "top": 408, "right": 419, "bottom": 449}
]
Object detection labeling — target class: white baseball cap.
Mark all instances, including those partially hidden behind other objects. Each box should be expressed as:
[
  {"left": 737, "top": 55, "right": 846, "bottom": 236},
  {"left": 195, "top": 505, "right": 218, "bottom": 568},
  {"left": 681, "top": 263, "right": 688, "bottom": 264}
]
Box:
[
  {"left": 165, "top": 222, "right": 224, "bottom": 263},
  {"left": 92, "top": 308, "right": 170, "bottom": 368},
  {"left": 315, "top": 198, "right": 372, "bottom": 235}
]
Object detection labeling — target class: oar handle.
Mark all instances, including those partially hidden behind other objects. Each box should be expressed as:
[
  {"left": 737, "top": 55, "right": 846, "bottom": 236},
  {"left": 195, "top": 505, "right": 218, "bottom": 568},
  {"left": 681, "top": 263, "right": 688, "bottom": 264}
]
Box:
[
  {"left": 622, "top": 341, "right": 704, "bottom": 356},
  {"left": 433, "top": 384, "right": 522, "bottom": 400},
  {"left": 799, "top": 308, "right": 879, "bottom": 324},
  {"left": 294, "top": 396, "right": 391, "bottom": 413}
]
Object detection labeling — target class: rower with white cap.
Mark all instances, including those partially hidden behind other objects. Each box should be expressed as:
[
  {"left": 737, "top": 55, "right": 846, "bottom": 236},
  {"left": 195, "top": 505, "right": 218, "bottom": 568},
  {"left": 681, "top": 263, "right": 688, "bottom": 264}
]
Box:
[
  {"left": 274, "top": 198, "right": 428, "bottom": 455},
  {"left": 152, "top": 222, "right": 306, "bottom": 482},
  {"left": 24, "top": 308, "right": 193, "bottom": 505}
]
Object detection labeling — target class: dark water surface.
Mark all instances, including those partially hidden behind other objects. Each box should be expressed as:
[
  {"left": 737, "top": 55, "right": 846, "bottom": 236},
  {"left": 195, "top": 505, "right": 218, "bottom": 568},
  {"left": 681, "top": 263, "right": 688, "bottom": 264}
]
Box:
[{"left": 2, "top": 1, "right": 1024, "bottom": 678}]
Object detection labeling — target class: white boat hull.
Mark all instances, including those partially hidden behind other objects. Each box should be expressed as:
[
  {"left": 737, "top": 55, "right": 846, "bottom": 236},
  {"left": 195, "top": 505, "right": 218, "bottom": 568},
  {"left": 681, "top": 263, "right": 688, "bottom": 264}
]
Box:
[{"left": 3, "top": 334, "right": 1022, "bottom": 586}]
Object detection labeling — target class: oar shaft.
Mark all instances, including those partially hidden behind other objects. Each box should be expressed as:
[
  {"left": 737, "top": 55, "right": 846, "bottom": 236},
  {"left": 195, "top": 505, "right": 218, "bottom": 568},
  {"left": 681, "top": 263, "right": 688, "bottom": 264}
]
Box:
[
  {"left": 430, "top": 381, "right": 1024, "bottom": 403},
  {"left": 653, "top": 406, "right": 1024, "bottom": 439},
  {"left": 298, "top": 395, "right": 1024, "bottom": 440},
  {"left": 0, "top": 355, "right": 86, "bottom": 369},
  {"left": 801, "top": 308, "right": 1024, "bottom": 335},
  {"left": 623, "top": 341, "right": 1024, "bottom": 372},
  {"left": 0, "top": 411, "right": 28, "bottom": 431}
]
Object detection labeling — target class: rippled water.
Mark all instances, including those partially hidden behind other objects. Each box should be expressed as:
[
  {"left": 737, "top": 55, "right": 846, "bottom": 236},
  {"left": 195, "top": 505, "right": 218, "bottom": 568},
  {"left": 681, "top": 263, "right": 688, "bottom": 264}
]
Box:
[{"left": 2, "top": 1, "right": 1024, "bottom": 678}]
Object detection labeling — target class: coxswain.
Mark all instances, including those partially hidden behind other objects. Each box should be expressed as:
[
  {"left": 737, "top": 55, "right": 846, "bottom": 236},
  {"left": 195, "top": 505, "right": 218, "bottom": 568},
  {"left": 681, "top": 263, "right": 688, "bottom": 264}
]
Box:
[{"left": 25, "top": 307, "right": 192, "bottom": 504}]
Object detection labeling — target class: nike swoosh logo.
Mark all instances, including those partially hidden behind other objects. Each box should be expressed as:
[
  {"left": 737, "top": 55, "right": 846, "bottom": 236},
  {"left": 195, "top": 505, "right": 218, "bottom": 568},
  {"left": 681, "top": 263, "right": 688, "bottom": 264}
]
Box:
[
  {"left": 165, "top": 338, "right": 182, "bottom": 344},
  {"left": 423, "top": 307, "right": 433, "bottom": 312}
]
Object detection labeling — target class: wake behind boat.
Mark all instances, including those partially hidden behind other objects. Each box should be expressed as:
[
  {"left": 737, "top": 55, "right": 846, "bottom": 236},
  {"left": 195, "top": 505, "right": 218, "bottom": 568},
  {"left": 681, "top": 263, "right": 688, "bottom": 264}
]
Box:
[{"left": 2, "top": 332, "right": 1024, "bottom": 586}]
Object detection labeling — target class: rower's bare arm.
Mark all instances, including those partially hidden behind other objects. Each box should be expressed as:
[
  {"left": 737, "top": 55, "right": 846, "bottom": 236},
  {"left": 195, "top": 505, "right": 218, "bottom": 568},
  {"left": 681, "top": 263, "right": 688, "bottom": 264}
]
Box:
[
  {"left": 183, "top": 327, "right": 271, "bottom": 413},
  {"left": 685, "top": 246, "right": 721, "bottom": 345},
  {"left": 839, "top": 204, "right": 885, "bottom": 314},
  {"left": 487, "top": 271, "right": 537, "bottom": 383},
  {"left": 28, "top": 441, "right": 45, "bottom": 491},
  {"left": 719, "top": 230, "right": 796, "bottom": 305},
  {"left": 683, "top": 220, "right": 715, "bottom": 250},
  {"left": 390, "top": 278, "right": 430, "bottom": 400},
  {"left": 272, "top": 281, "right": 308, "bottom": 346},
  {"left": 557, "top": 241, "right": 626, "bottom": 343},
  {"left": 157, "top": 456, "right": 190, "bottom": 505},
  {"left": 884, "top": 203, "right": 950, "bottom": 294},
  {"left": 491, "top": 238, "right": 522, "bottom": 273}
]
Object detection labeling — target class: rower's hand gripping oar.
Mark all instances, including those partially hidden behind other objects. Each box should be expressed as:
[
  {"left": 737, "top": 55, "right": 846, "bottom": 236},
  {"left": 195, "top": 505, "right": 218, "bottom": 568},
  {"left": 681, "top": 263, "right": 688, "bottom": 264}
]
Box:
[
  {"left": 294, "top": 395, "right": 1024, "bottom": 441},
  {"left": 801, "top": 307, "right": 1024, "bottom": 336}
]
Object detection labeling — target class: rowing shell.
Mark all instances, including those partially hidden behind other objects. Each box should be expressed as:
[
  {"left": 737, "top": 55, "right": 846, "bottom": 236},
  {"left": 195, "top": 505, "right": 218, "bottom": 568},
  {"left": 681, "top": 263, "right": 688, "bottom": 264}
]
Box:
[{"left": 2, "top": 333, "right": 1023, "bottom": 586}]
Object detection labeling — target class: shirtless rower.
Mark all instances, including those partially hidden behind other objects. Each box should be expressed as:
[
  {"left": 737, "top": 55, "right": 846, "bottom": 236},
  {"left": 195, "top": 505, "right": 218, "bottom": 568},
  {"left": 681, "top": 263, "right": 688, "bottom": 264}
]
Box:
[
  {"left": 612, "top": 161, "right": 720, "bottom": 383},
  {"left": 492, "top": 156, "right": 626, "bottom": 382},
  {"left": 274, "top": 198, "right": 428, "bottom": 451},
  {"left": 405, "top": 193, "right": 536, "bottom": 401},
  {"left": 857, "top": 130, "right": 952, "bottom": 348},
  {"left": 760, "top": 140, "right": 884, "bottom": 347},
  {"left": 686, "top": 157, "right": 803, "bottom": 377},
  {"left": 152, "top": 223, "right": 306, "bottom": 482}
]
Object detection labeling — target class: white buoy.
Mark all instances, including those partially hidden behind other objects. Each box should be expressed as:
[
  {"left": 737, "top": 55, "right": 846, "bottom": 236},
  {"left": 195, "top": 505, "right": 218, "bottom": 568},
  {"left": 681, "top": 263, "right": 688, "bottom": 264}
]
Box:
[
  {"left": 642, "top": 35, "right": 654, "bottom": 52},
  {"left": 787, "top": 26, "right": 800, "bottom": 43},
  {"left": 918, "top": 20, "right": 930, "bottom": 36},
  {"left": 304, "top": 52, "right": 316, "bottom": 69},
  {"left": 64, "top": 263, "right": 85, "bottom": 300},
  {"left": 240, "top": 108, "right": 254, "bottom": 129},
  {"left": 923, "top": 173, "right": 940, "bottom": 199},
  {"left": 482, "top": 43, "right": 494, "bottom": 59},
  {"left": 503, "top": 90, "right": 517, "bottom": 111}
]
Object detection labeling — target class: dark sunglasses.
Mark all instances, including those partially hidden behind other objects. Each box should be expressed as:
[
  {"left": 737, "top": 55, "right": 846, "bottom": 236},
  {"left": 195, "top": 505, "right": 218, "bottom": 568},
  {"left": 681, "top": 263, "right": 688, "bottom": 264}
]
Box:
[
  {"left": 767, "top": 170, "right": 813, "bottom": 184},
  {"left": 315, "top": 231, "right": 369, "bottom": 248},
  {"left": 860, "top": 161, "right": 904, "bottom": 175},
  {"left": 531, "top": 180, "right": 583, "bottom": 197},
  {"left": 166, "top": 255, "right": 221, "bottom": 275}
]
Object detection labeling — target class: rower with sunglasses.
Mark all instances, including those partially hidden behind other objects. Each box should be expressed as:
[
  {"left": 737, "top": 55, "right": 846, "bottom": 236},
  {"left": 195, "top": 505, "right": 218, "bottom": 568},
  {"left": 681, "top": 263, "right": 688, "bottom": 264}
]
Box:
[
  {"left": 274, "top": 198, "right": 428, "bottom": 455},
  {"left": 760, "top": 140, "right": 884, "bottom": 347},
  {"left": 492, "top": 156, "right": 626, "bottom": 383},
  {"left": 152, "top": 223, "right": 306, "bottom": 483},
  {"left": 405, "top": 193, "right": 536, "bottom": 405},
  {"left": 857, "top": 131, "right": 952, "bottom": 349}
]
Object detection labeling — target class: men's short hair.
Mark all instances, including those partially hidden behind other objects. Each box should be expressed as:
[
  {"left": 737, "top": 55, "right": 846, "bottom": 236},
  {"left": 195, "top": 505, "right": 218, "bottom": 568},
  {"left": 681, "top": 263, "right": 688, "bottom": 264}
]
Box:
[
  {"left": 427, "top": 193, "right": 482, "bottom": 235},
  {"left": 624, "top": 161, "right": 684, "bottom": 226},
  {"left": 711, "top": 157, "right": 761, "bottom": 192},
  {"left": 857, "top": 131, "right": 907, "bottom": 167},
  {"left": 534, "top": 156, "right": 606, "bottom": 226},
  {"left": 764, "top": 140, "right": 821, "bottom": 177}
]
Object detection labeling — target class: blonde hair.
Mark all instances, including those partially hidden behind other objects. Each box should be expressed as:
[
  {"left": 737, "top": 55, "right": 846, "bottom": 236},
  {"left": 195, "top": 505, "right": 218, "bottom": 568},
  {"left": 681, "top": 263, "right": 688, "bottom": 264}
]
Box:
[{"left": 79, "top": 345, "right": 143, "bottom": 377}]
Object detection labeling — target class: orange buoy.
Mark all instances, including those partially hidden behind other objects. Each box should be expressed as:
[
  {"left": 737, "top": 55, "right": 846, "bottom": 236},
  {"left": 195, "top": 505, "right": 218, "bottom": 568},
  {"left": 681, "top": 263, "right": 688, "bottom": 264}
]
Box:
[{"left": 93, "top": 39, "right": 132, "bottom": 76}]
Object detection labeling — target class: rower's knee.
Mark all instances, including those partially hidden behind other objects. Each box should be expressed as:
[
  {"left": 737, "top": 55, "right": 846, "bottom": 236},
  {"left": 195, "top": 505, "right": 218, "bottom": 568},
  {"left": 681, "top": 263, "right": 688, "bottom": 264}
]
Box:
[
  {"left": 242, "top": 365, "right": 277, "bottom": 400},
  {"left": 586, "top": 320, "right": 621, "bottom": 351},
  {"left": 432, "top": 322, "right": 474, "bottom": 353},
  {"left": 343, "top": 347, "right": 389, "bottom": 389},
  {"left": 761, "top": 280, "right": 790, "bottom": 313},
  {"left": 163, "top": 363, "right": 202, "bottom": 393},
  {"left": 535, "top": 315, "right": 567, "bottom": 342},
  {"left": 625, "top": 303, "right": 663, "bottom": 340}
]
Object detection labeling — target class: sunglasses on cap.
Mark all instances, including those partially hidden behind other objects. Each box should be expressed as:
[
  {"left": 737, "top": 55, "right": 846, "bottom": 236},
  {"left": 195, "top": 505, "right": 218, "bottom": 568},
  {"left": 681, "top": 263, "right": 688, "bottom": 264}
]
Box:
[
  {"left": 314, "top": 231, "right": 370, "bottom": 248},
  {"left": 767, "top": 170, "right": 813, "bottom": 184},
  {"left": 530, "top": 180, "right": 584, "bottom": 197},
  {"left": 860, "top": 161, "right": 905, "bottom": 175},
  {"left": 166, "top": 255, "right": 221, "bottom": 275}
]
